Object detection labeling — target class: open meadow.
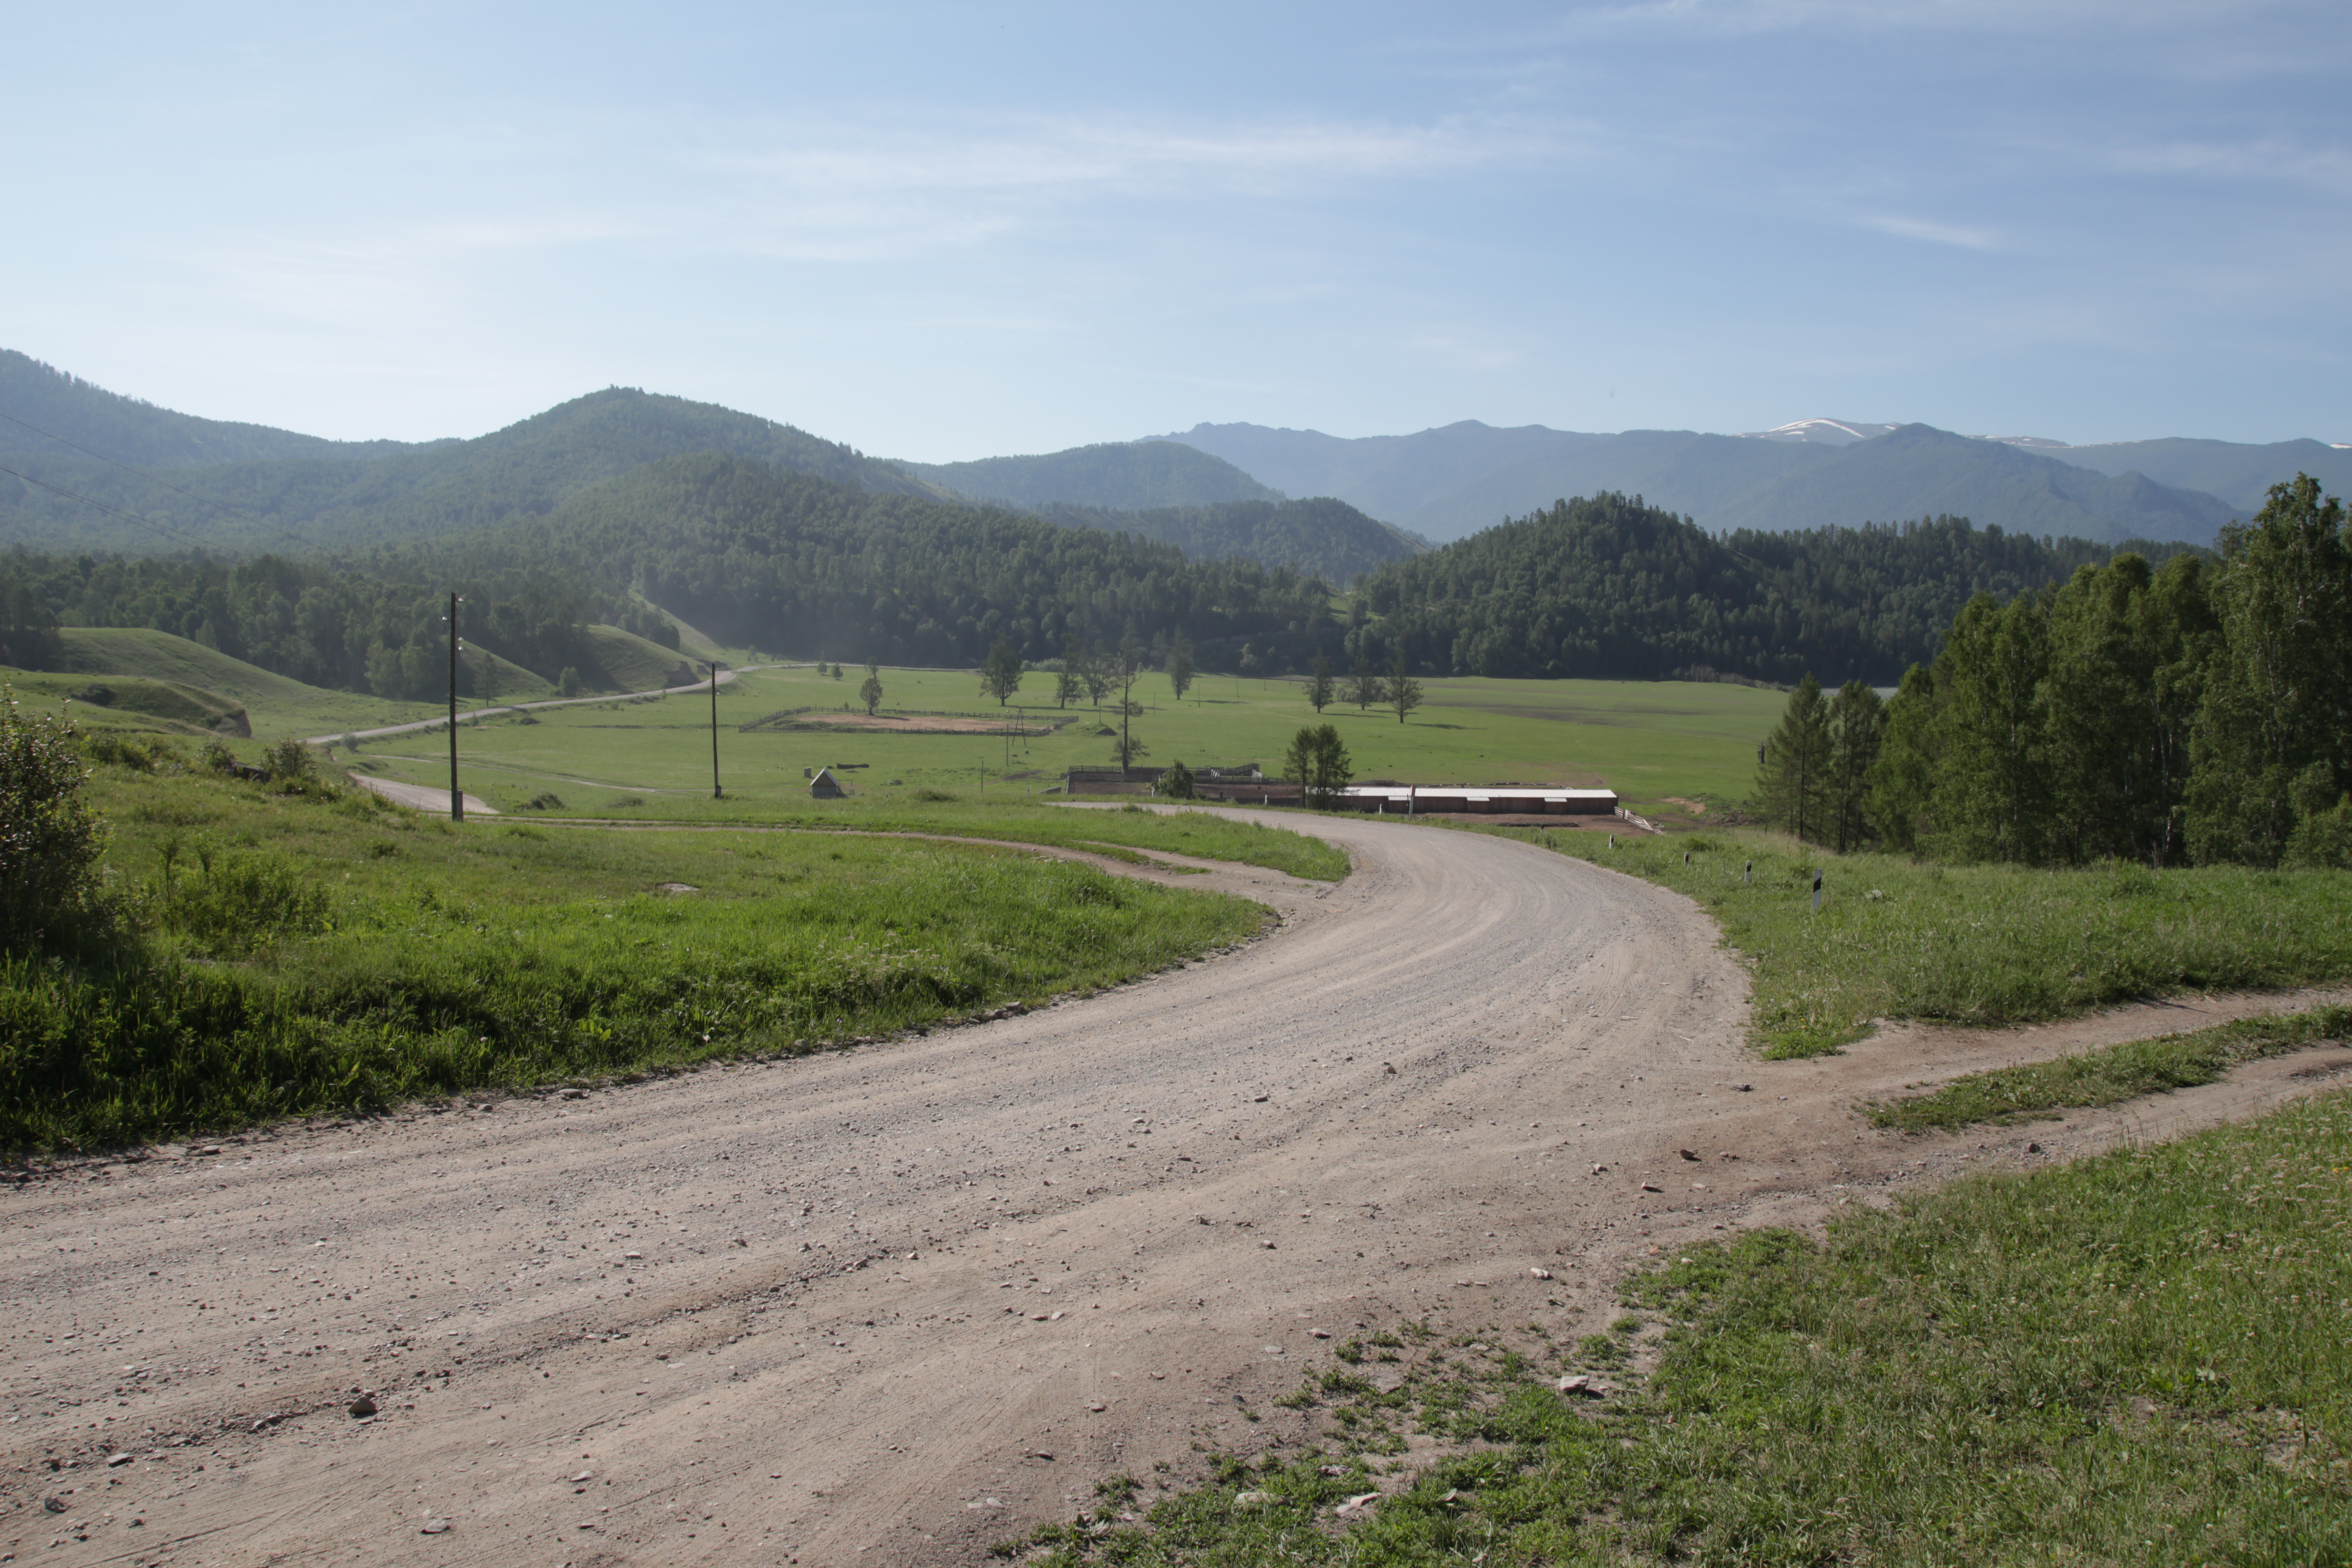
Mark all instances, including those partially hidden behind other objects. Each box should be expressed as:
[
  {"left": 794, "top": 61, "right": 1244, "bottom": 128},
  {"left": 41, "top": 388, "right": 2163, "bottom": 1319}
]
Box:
[{"left": 330, "top": 660, "right": 1786, "bottom": 821}]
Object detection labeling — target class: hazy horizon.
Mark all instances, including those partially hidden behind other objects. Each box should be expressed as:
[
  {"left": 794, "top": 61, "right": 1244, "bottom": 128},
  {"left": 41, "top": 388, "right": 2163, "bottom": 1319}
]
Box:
[{"left": 6, "top": 2, "right": 2346, "bottom": 458}]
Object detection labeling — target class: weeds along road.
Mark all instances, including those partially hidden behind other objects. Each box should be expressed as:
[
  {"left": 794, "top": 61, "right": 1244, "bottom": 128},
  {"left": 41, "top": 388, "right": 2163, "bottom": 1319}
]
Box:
[{"left": 24, "top": 808, "right": 2316, "bottom": 1567}]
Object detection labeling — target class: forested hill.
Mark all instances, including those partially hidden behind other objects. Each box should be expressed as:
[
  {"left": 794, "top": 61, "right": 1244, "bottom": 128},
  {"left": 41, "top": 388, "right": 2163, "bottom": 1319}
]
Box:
[
  {"left": 0, "top": 381, "right": 957, "bottom": 554},
  {"left": 896, "top": 440, "right": 1274, "bottom": 510},
  {"left": 1348, "top": 492, "right": 2185, "bottom": 686},
  {"left": 374, "top": 453, "right": 1339, "bottom": 670},
  {"left": 1030, "top": 496, "right": 1422, "bottom": 584},
  {"left": 0, "top": 349, "right": 436, "bottom": 468}
]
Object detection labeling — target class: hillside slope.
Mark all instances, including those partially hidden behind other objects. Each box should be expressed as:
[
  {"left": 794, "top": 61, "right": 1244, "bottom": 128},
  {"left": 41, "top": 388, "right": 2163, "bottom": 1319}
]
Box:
[
  {"left": 0, "top": 365, "right": 960, "bottom": 553},
  {"left": 1032, "top": 495, "right": 1420, "bottom": 583},
  {"left": 0, "top": 349, "right": 434, "bottom": 467},
  {"left": 898, "top": 440, "right": 1275, "bottom": 509}
]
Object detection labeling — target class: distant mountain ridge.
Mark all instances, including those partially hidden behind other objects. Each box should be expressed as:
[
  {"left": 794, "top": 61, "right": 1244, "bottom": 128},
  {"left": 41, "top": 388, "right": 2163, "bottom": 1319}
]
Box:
[
  {"left": 894, "top": 440, "right": 1277, "bottom": 510},
  {"left": 0, "top": 377, "right": 956, "bottom": 554},
  {"left": 1152, "top": 419, "right": 2324, "bottom": 547}
]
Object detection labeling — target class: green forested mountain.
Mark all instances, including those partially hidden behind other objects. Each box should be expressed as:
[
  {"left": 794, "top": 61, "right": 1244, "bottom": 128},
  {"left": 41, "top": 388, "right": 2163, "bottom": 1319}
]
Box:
[
  {"left": 1348, "top": 492, "right": 2184, "bottom": 685},
  {"left": 372, "top": 453, "right": 1339, "bottom": 670},
  {"left": 0, "top": 382, "right": 956, "bottom": 554},
  {"left": 0, "top": 349, "right": 435, "bottom": 468},
  {"left": 896, "top": 440, "right": 1275, "bottom": 510},
  {"left": 1031, "top": 495, "right": 1421, "bottom": 584}
]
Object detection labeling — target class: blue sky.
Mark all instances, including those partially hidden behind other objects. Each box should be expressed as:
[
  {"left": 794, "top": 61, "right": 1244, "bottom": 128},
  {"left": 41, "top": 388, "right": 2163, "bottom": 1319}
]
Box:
[{"left": 5, "top": 1, "right": 2346, "bottom": 455}]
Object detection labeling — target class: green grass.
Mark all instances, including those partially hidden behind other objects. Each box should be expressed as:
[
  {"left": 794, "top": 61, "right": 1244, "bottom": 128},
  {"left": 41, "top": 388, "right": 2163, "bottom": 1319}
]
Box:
[
  {"left": 342, "top": 661, "right": 1785, "bottom": 822},
  {"left": 0, "top": 759, "right": 1271, "bottom": 1152},
  {"left": 30, "top": 628, "right": 451, "bottom": 739},
  {"left": 0, "top": 670, "right": 246, "bottom": 735},
  {"left": 1480, "top": 825, "right": 2352, "bottom": 1057},
  {"left": 1868, "top": 1005, "right": 2352, "bottom": 1132},
  {"left": 580, "top": 622, "right": 694, "bottom": 691},
  {"left": 1017, "top": 1092, "right": 2352, "bottom": 1567}
]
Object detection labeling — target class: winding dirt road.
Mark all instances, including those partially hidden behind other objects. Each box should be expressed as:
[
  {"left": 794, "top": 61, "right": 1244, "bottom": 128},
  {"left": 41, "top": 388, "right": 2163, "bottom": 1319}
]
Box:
[{"left": 5, "top": 812, "right": 2347, "bottom": 1567}]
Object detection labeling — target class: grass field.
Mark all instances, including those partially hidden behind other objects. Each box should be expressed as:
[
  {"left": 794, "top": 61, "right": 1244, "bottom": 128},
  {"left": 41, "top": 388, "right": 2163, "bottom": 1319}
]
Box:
[
  {"left": 340, "top": 660, "right": 1787, "bottom": 821},
  {"left": 0, "top": 755, "right": 1274, "bottom": 1152},
  {"left": 1446, "top": 823, "right": 2352, "bottom": 1057},
  {"left": 1018, "top": 1092, "right": 2352, "bottom": 1566}
]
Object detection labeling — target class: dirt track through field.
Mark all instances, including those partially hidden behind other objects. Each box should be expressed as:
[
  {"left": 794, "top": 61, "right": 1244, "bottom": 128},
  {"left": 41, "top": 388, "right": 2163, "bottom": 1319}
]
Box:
[{"left": 6, "top": 811, "right": 2348, "bottom": 1567}]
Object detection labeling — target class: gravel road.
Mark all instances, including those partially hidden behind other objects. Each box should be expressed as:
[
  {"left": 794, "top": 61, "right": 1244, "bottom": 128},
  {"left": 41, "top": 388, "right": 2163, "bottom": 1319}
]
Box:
[{"left": 5, "top": 810, "right": 2344, "bottom": 1566}]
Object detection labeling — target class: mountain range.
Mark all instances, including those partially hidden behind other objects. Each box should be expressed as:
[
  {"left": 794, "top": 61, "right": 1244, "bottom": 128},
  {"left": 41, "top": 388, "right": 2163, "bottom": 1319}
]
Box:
[{"left": 1153, "top": 419, "right": 2351, "bottom": 546}]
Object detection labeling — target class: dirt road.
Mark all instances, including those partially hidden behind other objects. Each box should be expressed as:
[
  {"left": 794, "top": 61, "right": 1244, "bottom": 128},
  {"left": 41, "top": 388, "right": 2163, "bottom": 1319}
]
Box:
[{"left": 5, "top": 813, "right": 2346, "bottom": 1566}]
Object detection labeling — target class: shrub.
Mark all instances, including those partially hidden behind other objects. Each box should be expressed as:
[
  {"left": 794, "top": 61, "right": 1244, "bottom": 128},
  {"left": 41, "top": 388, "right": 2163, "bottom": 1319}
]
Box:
[{"left": 0, "top": 686, "right": 106, "bottom": 947}]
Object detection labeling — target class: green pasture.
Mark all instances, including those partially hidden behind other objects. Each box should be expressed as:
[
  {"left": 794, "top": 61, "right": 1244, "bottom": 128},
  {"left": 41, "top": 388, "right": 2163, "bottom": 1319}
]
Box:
[{"left": 340, "top": 661, "right": 1785, "bottom": 819}]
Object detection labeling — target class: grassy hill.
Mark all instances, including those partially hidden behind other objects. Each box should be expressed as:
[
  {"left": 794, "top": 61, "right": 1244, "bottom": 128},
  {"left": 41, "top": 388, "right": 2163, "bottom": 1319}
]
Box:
[
  {"left": 50, "top": 627, "right": 441, "bottom": 735},
  {"left": 581, "top": 623, "right": 699, "bottom": 693},
  {"left": 897, "top": 440, "right": 1275, "bottom": 510},
  {"left": 0, "top": 669, "right": 247, "bottom": 737}
]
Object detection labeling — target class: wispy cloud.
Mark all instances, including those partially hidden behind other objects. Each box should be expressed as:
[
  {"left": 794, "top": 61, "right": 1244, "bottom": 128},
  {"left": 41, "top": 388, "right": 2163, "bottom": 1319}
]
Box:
[{"left": 1859, "top": 214, "right": 2001, "bottom": 250}]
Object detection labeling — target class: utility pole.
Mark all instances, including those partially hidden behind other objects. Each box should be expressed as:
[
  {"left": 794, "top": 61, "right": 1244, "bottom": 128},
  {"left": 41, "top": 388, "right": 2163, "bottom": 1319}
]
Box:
[
  {"left": 706, "top": 660, "right": 727, "bottom": 799},
  {"left": 446, "top": 592, "right": 463, "bottom": 823}
]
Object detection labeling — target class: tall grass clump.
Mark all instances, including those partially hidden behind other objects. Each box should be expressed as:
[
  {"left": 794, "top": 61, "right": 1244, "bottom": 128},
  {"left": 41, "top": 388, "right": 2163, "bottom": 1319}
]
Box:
[
  {"left": 3, "top": 763, "right": 1269, "bottom": 1152},
  {"left": 1514, "top": 828, "right": 2352, "bottom": 1056}
]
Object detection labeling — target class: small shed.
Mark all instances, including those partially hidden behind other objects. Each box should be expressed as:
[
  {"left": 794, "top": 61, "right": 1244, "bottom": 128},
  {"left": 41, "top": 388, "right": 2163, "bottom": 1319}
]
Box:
[{"left": 808, "top": 766, "right": 847, "bottom": 799}]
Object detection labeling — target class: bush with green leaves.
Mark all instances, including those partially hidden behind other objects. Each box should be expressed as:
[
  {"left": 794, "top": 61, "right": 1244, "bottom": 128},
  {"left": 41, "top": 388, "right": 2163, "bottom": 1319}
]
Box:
[{"left": 0, "top": 686, "right": 105, "bottom": 947}]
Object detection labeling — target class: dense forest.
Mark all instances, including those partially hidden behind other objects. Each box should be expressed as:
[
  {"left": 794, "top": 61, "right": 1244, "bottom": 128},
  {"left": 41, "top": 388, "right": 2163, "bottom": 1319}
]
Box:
[
  {"left": 1347, "top": 491, "right": 2179, "bottom": 685},
  {"left": 896, "top": 440, "right": 1274, "bottom": 510},
  {"left": 370, "top": 453, "right": 1342, "bottom": 672},
  {"left": 1031, "top": 495, "right": 1421, "bottom": 585},
  {"left": 0, "top": 549, "right": 674, "bottom": 699},
  {"left": 1751, "top": 475, "right": 2351, "bottom": 868}
]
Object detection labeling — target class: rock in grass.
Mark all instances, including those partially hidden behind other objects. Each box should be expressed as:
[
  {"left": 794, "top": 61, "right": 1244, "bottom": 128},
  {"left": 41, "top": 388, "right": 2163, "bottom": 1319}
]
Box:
[
  {"left": 1234, "top": 1490, "right": 1274, "bottom": 1508},
  {"left": 348, "top": 1395, "right": 377, "bottom": 1418}
]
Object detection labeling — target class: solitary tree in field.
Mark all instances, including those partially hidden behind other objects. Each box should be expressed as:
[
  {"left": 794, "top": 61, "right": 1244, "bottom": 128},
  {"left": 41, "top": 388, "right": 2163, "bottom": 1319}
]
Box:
[
  {"left": 1387, "top": 651, "right": 1422, "bottom": 725},
  {"left": 1306, "top": 652, "right": 1335, "bottom": 714},
  {"left": 1284, "top": 723, "right": 1354, "bottom": 809},
  {"left": 1055, "top": 637, "right": 1084, "bottom": 708},
  {"left": 1166, "top": 633, "right": 1196, "bottom": 703},
  {"left": 859, "top": 662, "right": 884, "bottom": 717},
  {"left": 1349, "top": 655, "right": 1383, "bottom": 711},
  {"left": 980, "top": 637, "right": 1024, "bottom": 706},
  {"left": 1078, "top": 639, "right": 1113, "bottom": 709},
  {"left": 474, "top": 648, "right": 502, "bottom": 707}
]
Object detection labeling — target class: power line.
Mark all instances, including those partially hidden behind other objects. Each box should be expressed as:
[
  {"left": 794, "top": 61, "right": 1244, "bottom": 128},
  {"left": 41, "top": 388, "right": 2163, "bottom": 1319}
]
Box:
[
  {"left": 0, "top": 463, "right": 215, "bottom": 551},
  {"left": 0, "top": 409, "right": 314, "bottom": 548}
]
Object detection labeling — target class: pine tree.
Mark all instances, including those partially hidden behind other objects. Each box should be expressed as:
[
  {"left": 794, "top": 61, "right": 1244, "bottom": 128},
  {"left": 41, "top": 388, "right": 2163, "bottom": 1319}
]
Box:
[
  {"left": 1755, "top": 675, "right": 1831, "bottom": 844},
  {"left": 858, "top": 663, "right": 883, "bottom": 716},
  {"left": 1823, "top": 681, "right": 1884, "bottom": 852},
  {"left": 1865, "top": 665, "right": 1941, "bottom": 853}
]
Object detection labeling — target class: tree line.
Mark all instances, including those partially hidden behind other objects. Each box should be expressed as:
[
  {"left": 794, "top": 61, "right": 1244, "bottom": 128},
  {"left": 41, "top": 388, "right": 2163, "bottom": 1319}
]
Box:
[
  {"left": 1753, "top": 475, "right": 2351, "bottom": 869},
  {"left": 1348, "top": 492, "right": 2172, "bottom": 685}
]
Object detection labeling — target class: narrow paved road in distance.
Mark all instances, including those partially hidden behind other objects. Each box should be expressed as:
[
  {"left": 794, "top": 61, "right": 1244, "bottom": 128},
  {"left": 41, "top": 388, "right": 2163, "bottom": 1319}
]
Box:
[{"left": 17, "top": 811, "right": 2327, "bottom": 1566}]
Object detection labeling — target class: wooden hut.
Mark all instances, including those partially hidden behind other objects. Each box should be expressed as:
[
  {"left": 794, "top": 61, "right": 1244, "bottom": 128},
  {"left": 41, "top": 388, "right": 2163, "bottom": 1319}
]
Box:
[{"left": 808, "top": 766, "right": 846, "bottom": 799}]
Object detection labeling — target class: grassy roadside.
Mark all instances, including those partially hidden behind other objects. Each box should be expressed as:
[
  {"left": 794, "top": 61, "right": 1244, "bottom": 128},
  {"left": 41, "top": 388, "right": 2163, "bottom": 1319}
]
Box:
[
  {"left": 1867, "top": 1005, "right": 2352, "bottom": 1132},
  {"left": 2, "top": 758, "right": 1274, "bottom": 1154},
  {"left": 1460, "top": 821, "right": 2352, "bottom": 1058},
  {"left": 1016, "top": 1091, "right": 2352, "bottom": 1567}
]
